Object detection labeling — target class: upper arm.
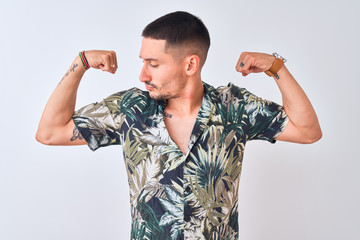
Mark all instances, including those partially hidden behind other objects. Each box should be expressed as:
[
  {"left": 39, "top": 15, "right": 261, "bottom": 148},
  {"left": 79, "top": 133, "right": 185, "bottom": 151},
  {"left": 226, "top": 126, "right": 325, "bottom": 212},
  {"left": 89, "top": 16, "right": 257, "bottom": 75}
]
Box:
[
  {"left": 36, "top": 120, "right": 87, "bottom": 146},
  {"left": 61, "top": 120, "right": 88, "bottom": 145},
  {"left": 36, "top": 91, "right": 128, "bottom": 150},
  {"left": 274, "top": 120, "right": 321, "bottom": 144}
]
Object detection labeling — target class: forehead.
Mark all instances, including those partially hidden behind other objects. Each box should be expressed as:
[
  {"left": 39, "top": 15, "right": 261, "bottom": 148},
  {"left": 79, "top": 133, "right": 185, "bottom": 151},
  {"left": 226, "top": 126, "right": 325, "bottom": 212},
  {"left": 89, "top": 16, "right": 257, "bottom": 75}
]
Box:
[{"left": 139, "top": 38, "right": 169, "bottom": 60}]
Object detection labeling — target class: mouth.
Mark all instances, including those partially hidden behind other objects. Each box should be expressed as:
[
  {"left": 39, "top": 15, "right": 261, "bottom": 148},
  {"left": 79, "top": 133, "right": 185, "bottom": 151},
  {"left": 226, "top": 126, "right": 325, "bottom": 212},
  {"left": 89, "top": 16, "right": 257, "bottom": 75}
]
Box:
[{"left": 145, "top": 82, "right": 156, "bottom": 91}]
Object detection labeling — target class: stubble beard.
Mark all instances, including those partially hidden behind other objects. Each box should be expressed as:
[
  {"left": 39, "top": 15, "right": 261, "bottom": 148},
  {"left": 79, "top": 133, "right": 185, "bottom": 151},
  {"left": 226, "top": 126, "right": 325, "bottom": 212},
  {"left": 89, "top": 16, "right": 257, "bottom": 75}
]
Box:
[
  {"left": 147, "top": 80, "right": 181, "bottom": 101},
  {"left": 149, "top": 88, "right": 174, "bottom": 101},
  {"left": 149, "top": 91, "right": 172, "bottom": 101}
]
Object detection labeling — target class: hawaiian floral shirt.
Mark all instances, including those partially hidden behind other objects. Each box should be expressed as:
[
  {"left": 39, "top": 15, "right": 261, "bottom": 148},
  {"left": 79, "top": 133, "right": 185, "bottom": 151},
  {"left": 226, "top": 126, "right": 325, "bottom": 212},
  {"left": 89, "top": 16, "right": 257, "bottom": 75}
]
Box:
[{"left": 72, "top": 82, "right": 289, "bottom": 240}]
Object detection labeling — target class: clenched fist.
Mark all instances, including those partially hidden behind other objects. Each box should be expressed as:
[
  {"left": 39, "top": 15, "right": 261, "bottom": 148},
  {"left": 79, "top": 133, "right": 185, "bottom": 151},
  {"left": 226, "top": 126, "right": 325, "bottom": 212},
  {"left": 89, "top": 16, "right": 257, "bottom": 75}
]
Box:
[
  {"left": 83, "top": 50, "right": 118, "bottom": 74},
  {"left": 236, "top": 52, "right": 276, "bottom": 77}
]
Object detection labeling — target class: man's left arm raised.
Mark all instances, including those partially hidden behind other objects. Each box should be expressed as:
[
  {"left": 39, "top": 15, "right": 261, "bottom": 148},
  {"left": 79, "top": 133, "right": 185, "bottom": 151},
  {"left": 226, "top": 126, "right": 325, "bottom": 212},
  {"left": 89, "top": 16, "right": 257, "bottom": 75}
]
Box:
[{"left": 236, "top": 52, "right": 322, "bottom": 144}]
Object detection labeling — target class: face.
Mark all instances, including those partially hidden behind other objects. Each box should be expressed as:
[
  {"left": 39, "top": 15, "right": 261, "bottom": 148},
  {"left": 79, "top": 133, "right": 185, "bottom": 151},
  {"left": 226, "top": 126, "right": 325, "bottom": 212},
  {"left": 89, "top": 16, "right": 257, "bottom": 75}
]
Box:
[{"left": 139, "top": 37, "right": 187, "bottom": 101}]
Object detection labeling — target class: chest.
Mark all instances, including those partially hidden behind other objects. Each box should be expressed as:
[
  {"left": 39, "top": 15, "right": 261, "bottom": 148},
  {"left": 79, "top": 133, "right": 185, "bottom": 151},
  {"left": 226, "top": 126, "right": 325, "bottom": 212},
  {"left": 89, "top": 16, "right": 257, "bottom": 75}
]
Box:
[{"left": 164, "top": 113, "right": 198, "bottom": 155}]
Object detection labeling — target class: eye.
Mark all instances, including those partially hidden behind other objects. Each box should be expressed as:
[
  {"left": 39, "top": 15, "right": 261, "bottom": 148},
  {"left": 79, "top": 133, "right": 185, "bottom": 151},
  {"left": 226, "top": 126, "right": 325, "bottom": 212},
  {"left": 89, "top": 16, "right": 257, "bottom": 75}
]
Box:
[{"left": 149, "top": 64, "right": 159, "bottom": 68}]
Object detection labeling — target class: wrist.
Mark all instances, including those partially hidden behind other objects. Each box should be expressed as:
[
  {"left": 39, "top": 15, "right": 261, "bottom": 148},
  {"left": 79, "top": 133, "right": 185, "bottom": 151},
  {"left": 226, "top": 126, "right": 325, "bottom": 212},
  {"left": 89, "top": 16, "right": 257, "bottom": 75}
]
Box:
[
  {"left": 265, "top": 53, "right": 286, "bottom": 80},
  {"left": 79, "top": 51, "right": 90, "bottom": 70},
  {"left": 74, "top": 56, "right": 87, "bottom": 73},
  {"left": 266, "top": 55, "right": 276, "bottom": 71}
]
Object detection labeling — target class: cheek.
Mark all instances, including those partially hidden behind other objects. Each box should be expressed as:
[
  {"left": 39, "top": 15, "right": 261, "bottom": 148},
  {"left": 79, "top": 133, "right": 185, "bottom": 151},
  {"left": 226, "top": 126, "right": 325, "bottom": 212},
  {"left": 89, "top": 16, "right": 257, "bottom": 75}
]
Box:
[
  {"left": 167, "top": 64, "right": 185, "bottom": 78},
  {"left": 155, "top": 66, "right": 173, "bottom": 81},
  {"left": 154, "top": 64, "right": 185, "bottom": 87}
]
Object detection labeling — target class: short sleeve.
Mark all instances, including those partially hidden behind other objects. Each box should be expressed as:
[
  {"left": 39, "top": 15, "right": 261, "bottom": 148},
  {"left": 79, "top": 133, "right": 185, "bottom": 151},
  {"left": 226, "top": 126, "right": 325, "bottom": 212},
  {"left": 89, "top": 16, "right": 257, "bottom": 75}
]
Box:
[
  {"left": 72, "top": 98, "right": 122, "bottom": 151},
  {"left": 244, "top": 89, "right": 289, "bottom": 143}
]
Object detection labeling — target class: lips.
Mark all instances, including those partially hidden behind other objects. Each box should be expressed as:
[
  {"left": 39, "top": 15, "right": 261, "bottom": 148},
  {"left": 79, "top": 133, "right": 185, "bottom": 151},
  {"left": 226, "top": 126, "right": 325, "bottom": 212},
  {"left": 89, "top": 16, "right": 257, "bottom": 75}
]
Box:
[{"left": 145, "top": 83, "right": 155, "bottom": 91}]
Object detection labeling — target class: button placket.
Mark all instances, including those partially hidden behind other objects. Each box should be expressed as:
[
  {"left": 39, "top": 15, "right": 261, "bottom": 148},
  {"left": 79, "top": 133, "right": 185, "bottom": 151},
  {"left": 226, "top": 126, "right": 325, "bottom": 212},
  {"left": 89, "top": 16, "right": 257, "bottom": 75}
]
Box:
[{"left": 183, "top": 155, "right": 192, "bottom": 226}]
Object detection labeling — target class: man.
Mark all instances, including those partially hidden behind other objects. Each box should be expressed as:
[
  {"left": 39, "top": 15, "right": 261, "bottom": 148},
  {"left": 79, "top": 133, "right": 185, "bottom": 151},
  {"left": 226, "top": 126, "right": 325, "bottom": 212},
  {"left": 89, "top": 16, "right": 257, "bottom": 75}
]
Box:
[{"left": 36, "top": 11, "right": 321, "bottom": 240}]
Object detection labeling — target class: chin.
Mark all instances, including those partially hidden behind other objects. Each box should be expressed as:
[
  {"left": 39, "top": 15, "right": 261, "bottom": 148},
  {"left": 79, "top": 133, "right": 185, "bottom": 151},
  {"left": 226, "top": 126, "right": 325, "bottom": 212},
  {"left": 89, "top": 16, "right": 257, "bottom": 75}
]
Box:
[
  {"left": 149, "top": 91, "right": 170, "bottom": 101},
  {"left": 148, "top": 91, "right": 163, "bottom": 101}
]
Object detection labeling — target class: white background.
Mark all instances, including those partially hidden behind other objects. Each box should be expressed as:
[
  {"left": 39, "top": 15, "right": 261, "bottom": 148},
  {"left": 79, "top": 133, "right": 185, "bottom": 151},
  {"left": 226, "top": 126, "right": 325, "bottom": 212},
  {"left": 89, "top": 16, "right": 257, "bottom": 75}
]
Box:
[{"left": 1, "top": 0, "right": 359, "bottom": 239}]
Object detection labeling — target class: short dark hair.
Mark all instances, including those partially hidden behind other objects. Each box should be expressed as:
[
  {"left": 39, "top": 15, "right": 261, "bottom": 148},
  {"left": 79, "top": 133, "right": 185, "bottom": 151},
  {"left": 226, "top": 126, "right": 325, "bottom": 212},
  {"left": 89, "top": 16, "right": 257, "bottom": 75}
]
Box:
[{"left": 142, "top": 11, "right": 211, "bottom": 65}]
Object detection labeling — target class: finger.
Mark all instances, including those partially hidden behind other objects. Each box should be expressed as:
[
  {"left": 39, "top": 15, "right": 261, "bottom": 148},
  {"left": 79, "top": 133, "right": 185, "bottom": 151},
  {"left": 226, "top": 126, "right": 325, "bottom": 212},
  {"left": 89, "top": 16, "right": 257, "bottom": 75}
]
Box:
[
  {"left": 114, "top": 52, "right": 118, "bottom": 71},
  {"left": 236, "top": 53, "right": 245, "bottom": 72},
  {"left": 235, "top": 52, "right": 249, "bottom": 72},
  {"left": 111, "top": 51, "right": 118, "bottom": 73},
  {"left": 236, "top": 54, "right": 252, "bottom": 75},
  {"left": 241, "top": 55, "right": 253, "bottom": 74},
  {"left": 107, "top": 51, "right": 117, "bottom": 74},
  {"left": 101, "top": 53, "right": 114, "bottom": 73}
]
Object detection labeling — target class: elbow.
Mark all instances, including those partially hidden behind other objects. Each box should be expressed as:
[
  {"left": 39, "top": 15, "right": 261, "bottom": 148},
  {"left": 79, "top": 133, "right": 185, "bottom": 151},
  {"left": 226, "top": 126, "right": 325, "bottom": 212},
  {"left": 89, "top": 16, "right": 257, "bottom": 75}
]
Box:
[
  {"left": 35, "top": 129, "right": 52, "bottom": 145},
  {"left": 304, "top": 128, "right": 322, "bottom": 144}
]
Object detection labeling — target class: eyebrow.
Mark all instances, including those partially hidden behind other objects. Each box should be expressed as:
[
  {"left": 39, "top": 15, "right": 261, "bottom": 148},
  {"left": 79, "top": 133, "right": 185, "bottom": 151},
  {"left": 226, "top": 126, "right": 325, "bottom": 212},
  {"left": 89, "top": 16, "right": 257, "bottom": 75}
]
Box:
[{"left": 139, "top": 56, "right": 159, "bottom": 62}]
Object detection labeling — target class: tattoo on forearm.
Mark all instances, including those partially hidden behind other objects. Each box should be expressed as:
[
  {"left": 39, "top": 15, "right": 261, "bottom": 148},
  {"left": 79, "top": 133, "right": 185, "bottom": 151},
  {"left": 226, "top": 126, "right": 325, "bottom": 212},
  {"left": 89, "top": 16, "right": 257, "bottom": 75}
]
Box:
[
  {"left": 70, "top": 126, "right": 84, "bottom": 141},
  {"left": 165, "top": 112, "right": 173, "bottom": 118},
  {"left": 58, "top": 63, "right": 78, "bottom": 86},
  {"left": 70, "top": 63, "right": 78, "bottom": 72}
]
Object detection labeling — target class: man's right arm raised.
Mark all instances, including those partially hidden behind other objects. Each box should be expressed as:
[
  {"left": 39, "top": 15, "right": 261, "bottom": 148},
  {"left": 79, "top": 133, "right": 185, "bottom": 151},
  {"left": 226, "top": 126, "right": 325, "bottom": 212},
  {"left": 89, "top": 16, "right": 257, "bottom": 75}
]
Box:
[{"left": 35, "top": 50, "right": 118, "bottom": 146}]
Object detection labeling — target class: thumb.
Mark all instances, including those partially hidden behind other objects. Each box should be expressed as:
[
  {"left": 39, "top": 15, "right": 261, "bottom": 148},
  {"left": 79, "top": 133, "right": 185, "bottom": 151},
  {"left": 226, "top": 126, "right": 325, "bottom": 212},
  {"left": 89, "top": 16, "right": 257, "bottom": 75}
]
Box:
[{"left": 248, "top": 66, "right": 263, "bottom": 74}]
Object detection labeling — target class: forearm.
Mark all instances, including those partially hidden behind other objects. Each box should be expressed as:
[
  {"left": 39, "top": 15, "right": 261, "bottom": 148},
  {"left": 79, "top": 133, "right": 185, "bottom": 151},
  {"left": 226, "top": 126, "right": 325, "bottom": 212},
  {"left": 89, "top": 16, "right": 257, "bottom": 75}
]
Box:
[
  {"left": 36, "top": 55, "right": 86, "bottom": 141},
  {"left": 274, "top": 65, "right": 321, "bottom": 140}
]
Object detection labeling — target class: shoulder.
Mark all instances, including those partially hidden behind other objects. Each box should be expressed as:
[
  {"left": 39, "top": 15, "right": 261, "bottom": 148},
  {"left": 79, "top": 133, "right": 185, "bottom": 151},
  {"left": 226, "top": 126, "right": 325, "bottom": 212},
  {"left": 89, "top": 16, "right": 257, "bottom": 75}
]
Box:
[
  {"left": 207, "top": 82, "right": 276, "bottom": 116},
  {"left": 103, "top": 87, "right": 152, "bottom": 114},
  {"left": 104, "top": 87, "right": 148, "bottom": 102},
  {"left": 207, "top": 82, "right": 254, "bottom": 103},
  {"left": 223, "top": 82, "right": 270, "bottom": 104}
]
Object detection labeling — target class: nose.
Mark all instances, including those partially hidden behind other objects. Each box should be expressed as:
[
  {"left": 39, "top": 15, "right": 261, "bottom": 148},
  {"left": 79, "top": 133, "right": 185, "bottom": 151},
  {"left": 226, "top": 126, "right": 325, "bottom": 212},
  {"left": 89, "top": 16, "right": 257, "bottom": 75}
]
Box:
[{"left": 139, "top": 64, "right": 150, "bottom": 82}]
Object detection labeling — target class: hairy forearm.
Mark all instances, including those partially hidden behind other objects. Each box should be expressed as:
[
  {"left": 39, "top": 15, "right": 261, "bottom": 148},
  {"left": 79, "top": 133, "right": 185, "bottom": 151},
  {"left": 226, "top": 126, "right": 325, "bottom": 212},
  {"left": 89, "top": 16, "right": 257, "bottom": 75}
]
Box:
[
  {"left": 36, "top": 55, "right": 86, "bottom": 141},
  {"left": 274, "top": 65, "right": 322, "bottom": 140}
]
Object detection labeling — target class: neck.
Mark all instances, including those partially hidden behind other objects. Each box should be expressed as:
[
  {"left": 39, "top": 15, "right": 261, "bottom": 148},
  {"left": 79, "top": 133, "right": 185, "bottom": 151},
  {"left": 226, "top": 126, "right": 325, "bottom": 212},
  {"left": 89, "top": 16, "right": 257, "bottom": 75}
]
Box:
[{"left": 166, "top": 78, "right": 204, "bottom": 115}]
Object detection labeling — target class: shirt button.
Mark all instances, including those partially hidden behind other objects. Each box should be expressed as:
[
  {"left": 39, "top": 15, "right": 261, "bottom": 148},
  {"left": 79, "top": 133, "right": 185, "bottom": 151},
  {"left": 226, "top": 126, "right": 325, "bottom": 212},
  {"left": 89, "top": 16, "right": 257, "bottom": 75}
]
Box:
[{"left": 185, "top": 186, "right": 191, "bottom": 193}]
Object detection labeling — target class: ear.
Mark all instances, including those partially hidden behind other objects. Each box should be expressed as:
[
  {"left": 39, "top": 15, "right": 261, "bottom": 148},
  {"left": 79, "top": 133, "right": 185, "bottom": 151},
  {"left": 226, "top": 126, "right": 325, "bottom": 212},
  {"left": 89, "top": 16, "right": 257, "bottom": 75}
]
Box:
[{"left": 184, "top": 55, "right": 200, "bottom": 76}]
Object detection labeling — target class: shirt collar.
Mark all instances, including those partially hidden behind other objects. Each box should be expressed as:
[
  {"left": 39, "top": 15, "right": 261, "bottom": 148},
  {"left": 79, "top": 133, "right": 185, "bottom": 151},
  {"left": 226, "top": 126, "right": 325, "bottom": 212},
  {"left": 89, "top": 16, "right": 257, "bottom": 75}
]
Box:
[
  {"left": 202, "top": 81, "right": 221, "bottom": 104},
  {"left": 157, "top": 99, "right": 166, "bottom": 107}
]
